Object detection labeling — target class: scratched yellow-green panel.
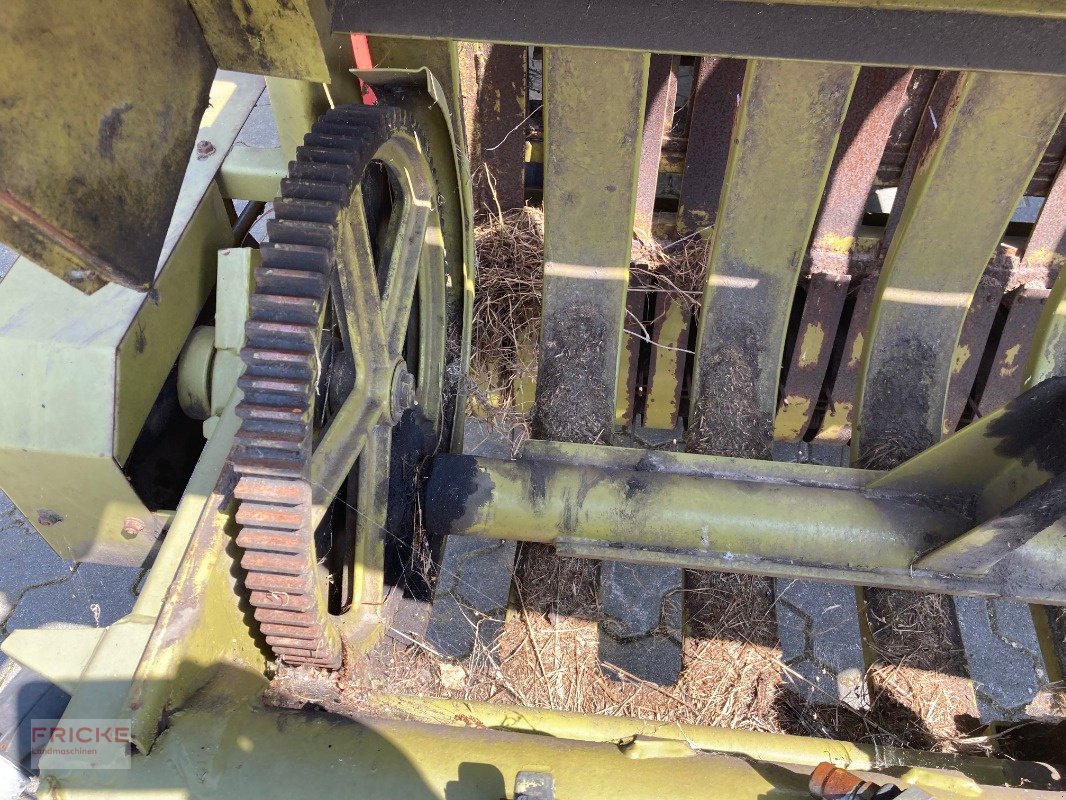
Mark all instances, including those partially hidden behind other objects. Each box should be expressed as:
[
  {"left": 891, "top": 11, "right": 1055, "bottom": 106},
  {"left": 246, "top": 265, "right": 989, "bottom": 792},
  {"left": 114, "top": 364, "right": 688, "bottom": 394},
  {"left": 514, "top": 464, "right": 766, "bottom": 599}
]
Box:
[
  {"left": 687, "top": 59, "right": 857, "bottom": 457},
  {"left": 855, "top": 71, "right": 1066, "bottom": 465}
]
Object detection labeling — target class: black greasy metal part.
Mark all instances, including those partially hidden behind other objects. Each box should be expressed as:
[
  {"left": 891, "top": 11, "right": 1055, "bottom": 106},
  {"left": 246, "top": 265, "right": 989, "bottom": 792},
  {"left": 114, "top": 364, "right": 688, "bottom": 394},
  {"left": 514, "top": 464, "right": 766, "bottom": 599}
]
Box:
[
  {"left": 231, "top": 105, "right": 415, "bottom": 669},
  {"left": 462, "top": 43, "right": 527, "bottom": 214},
  {"left": 634, "top": 55, "right": 678, "bottom": 234},
  {"left": 977, "top": 286, "right": 1051, "bottom": 418},
  {"left": 943, "top": 264, "right": 1008, "bottom": 434},
  {"left": 333, "top": 0, "right": 1066, "bottom": 76},
  {"left": 676, "top": 57, "right": 745, "bottom": 237},
  {"left": 921, "top": 472, "right": 1066, "bottom": 575},
  {"left": 424, "top": 419, "right": 518, "bottom": 660}
]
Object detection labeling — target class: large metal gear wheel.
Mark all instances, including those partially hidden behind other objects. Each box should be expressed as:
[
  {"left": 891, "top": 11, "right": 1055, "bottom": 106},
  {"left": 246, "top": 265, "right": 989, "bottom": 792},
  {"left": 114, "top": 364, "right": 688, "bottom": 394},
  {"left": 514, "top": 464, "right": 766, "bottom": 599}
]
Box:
[{"left": 229, "top": 105, "right": 454, "bottom": 668}]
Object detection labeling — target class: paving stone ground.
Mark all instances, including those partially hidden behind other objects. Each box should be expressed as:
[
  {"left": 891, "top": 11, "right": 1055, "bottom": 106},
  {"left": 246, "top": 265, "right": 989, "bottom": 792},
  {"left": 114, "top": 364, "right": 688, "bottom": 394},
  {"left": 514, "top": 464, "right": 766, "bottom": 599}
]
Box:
[
  {"left": 953, "top": 595, "right": 1049, "bottom": 723},
  {"left": 599, "top": 561, "right": 684, "bottom": 685},
  {"left": 0, "top": 490, "right": 144, "bottom": 797},
  {"left": 772, "top": 441, "right": 869, "bottom": 708}
]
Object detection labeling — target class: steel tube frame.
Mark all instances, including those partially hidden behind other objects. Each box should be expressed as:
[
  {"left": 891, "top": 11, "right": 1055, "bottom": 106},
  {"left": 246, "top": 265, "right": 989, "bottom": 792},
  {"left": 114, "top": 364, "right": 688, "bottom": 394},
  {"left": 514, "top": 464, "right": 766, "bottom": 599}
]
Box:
[{"left": 425, "top": 433, "right": 1066, "bottom": 604}]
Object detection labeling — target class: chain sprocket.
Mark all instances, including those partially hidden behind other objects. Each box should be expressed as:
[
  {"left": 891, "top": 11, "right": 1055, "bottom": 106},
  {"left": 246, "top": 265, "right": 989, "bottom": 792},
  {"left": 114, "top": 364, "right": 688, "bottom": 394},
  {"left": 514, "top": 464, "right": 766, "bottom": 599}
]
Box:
[{"left": 230, "top": 105, "right": 431, "bottom": 669}]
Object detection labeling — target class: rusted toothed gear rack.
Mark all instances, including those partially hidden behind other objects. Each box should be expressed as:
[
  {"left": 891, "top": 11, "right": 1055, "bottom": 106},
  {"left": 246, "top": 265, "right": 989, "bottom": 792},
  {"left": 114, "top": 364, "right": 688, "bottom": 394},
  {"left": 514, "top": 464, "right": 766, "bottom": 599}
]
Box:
[{"left": 230, "top": 105, "right": 416, "bottom": 669}]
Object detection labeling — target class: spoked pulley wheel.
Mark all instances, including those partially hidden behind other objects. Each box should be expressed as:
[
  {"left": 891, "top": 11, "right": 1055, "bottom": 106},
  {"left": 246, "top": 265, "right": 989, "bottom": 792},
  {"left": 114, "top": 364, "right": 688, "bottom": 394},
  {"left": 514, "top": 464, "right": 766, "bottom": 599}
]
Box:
[{"left": 229, "top": 105, "right": 452, "bottom": 668}]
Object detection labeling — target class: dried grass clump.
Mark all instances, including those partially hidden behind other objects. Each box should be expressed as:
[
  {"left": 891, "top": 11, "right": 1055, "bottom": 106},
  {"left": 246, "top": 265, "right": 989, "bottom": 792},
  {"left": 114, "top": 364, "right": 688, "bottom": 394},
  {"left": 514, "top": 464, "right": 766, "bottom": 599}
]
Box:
[{"left": 470, "top": 207, "right": 710, "bottom": 413}]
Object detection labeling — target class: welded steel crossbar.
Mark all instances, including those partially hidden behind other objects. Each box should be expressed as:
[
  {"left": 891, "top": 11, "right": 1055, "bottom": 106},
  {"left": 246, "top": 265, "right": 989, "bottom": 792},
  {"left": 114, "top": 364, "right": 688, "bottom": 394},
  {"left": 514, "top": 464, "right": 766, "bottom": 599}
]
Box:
[{"left": 426, "top": 378, "right": 1066, "bottom": 605}]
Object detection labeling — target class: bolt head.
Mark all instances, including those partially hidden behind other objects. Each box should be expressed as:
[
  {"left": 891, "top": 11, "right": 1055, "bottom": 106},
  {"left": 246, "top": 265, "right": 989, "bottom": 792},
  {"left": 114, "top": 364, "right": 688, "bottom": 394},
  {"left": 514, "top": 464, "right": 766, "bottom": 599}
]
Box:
[{"left": 122, "top": 517, "right": 146, "bottom": 539}]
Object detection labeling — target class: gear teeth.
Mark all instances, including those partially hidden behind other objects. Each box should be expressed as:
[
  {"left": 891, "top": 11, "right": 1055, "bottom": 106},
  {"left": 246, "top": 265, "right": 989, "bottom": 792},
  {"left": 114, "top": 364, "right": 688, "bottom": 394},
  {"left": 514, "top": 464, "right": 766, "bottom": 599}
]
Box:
[
  {"left": 244, "top": 572, "right": 311, "bottom": 593},
  {"left": 273, "top": 197, "right": 341, "bottom": 225},
  {"left": 249, "top": 294, "right": 321, "bottom": 325},
  {"left": 296, "top": 145, "right": 361, "bottom": 167},
  {"left": 230, "top": 446, "right": 304, "bottom": 476},
  {"left": 235, "top": 502, "right": 304, "bottom": 530},
  {"left": 280, "top": 177, "right": 348, "bottom": 203},
  {"left": 236, "top": 528, "right": 304, "bottom": 553},
  {"left": 255, "top": 608, "right": 320, "bottom": 626},
  {"left": 254, "top": 267, "right": 328, "bottom": 299},
  {"left": 244, "top": 320, "right": 316, "bottom": 352},
  {"left": 241, "top": 347, "right": 315, "bottom": 379},
  {"left": 289, "top": 161, "right": 355, "bottom": 186},
  {"left": 242, "top": 551, "right": 307, "bottom": 576},
  {"left": 260, "top": 623, "right": 324, "bottom": 640},
  {"left": 266, "top": 219, "right": 336, "bottom": 249},
  {"left": 235, "top": 476, "right": 306, "bottom": 504},
  {"left": 233, "top": 103, "right": 422, "bottom": 669},
  {"left": 260, "top": 242, "right": 332, "bottom": 271},
  {"left": 249, "top": 590, "right": 315, "bottom": 612}
]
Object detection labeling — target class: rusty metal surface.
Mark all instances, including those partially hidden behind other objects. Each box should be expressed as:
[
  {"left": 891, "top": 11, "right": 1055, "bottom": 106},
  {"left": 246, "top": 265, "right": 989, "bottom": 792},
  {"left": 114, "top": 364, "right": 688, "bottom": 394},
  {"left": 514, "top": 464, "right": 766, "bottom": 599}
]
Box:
[
  {"left": 811, "top": 73, "right": 952, "bottom": 448},
  {"left": 676, "top": 58, "right": 746, "bottom": 237},
  {"left": 809, "top": 763, "right": 883, "bottom": 800},
  {"left": 808, "top": 67, "right": 911, "bottom": 276},
  {"left": 943, "top": 260, "right": 1010, "bottom": 434},
  {"left": 873, "top": 69, "right": 940, "bottom": 189},
  {"left": 0, "top": 1, "right": 216, "bottom": 291},
  {"left": 634, "top": 55, "right": 678, "bottom": 235},
  {"left": 459, "top": 43, "right": 527, "bottom": 214},
  {"left": 1029, "top": 118, "right": 1066, "bottom": 197},
  {"left": 854, "top": 71, "right": 1066, "bottom": 467},
  {"left": 977, "top": 286, "right": 1051, "bottom": 417},
  {"left": 1016, "top": 157, "right": 1066, "bottom": 285},
  {"left": 776, "top": 68, "right": 912, "bottom": 443},
  {"left": 775, "top": 274, "right": 850, "bottom": 442},
  {"left": 334, "top": 0, "right": 1066, "bottom": 75}
]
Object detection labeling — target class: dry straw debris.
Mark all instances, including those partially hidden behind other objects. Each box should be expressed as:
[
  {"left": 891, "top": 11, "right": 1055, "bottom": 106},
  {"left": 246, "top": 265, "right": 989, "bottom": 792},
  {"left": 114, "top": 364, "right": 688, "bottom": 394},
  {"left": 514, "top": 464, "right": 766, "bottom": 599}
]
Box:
[
  {"left": 470, "top": 206, "right": 710, "bottom": 410},
  {"left": 274, "top": 551, "right": 999, "bottom": 755}
]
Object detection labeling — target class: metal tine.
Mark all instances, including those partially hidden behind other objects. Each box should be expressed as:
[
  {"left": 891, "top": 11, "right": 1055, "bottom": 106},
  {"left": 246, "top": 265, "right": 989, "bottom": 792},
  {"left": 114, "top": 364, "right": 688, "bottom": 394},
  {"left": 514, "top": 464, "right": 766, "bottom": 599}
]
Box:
[
  {"left": 686, "top": 58, "right": 858, "bottom": 459},
  {"left": 853, "top": 71, "right": 1066, "bottom": 467},
  {"left": 629, "top": 54, "right": 680, "bottom": 429},
  {"left": 775, "top": 68, "right": 913, "bottom": 444},
  {"left": 676, "top": 57, "right": 745, "bottom": 238},
  {"left": 458, "top": 42, "right": 527, "bottom": 216},
  {"left": 643, "top": 294, "right": 692, "bottom": 431},
  {"left": 1017, "top": 159, "right": 1066, "bottom": 392},
  {"left": 977, "top": 285, "right": 1051, "bottom": 417},
  {"left": 533, "top": 46, "right": 648, "bottom": 444},
  {"left": 812, "top": 70, "right": 940, "bottom": 446},
  {"left": 942, "top": 259, "right": 1008, "bottom": 434}
]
